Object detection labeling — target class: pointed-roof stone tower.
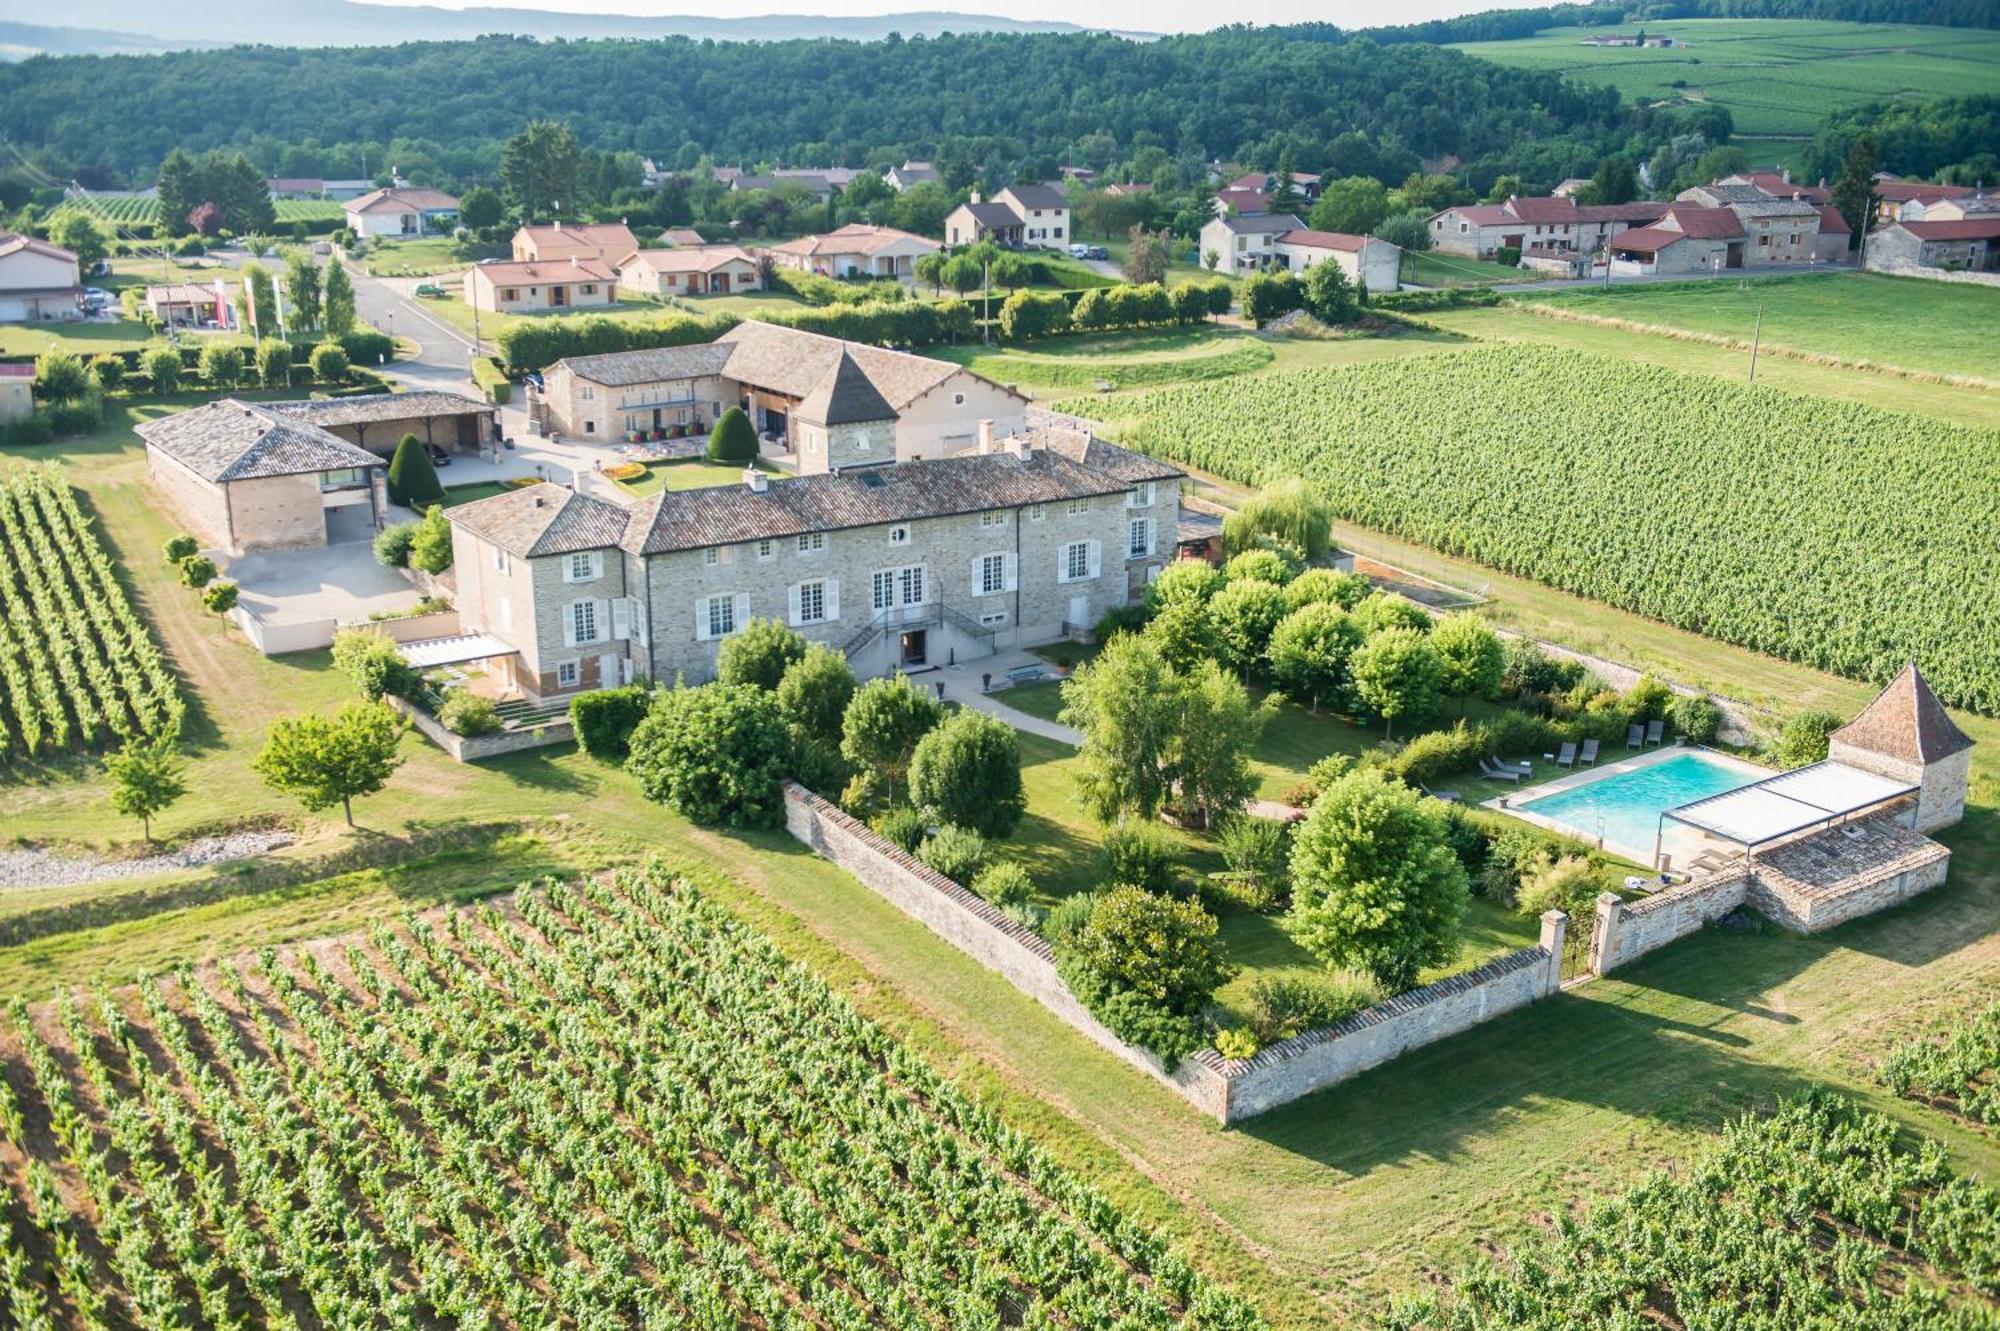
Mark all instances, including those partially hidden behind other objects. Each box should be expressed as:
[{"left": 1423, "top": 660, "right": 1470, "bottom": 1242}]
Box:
[
  {"left": 793, "top": 350, "right": 898, "bottom": 474},
  {"left": 1828, "top": 662, "right": 1973, "bottom": 832}
]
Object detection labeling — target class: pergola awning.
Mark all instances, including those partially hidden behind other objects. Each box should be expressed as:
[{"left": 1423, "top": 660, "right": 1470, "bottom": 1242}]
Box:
[
  {"left": 1663, "top": 760, "right": 1916, "bottom": 848},
  {"left": 397, "top": 633, "right": 516, "bottom": 669}
]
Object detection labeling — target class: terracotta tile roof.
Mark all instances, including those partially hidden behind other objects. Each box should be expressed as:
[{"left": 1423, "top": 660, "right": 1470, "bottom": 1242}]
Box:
[
  {"left": 1725, "top": 173, "right": 1831, "bottom": 204},
  {"left": 656, "top": 228, "right": 707, "bottom": 246},
  {"left": 1686, "top": 183, "right": 1774, "bottom": 207},
  {"left": 765, "top": 224, "right": 937, "bottom": 258},
  {"left": 622, "top": 447, "right": 1162, "bottom": 556},
  {"left": 515, "top": 222, "right": 639, "bottom": 254},
  {"left": 1607, "top": 225, "right": 1686, "bottom": 254},
  {"left": 1277, "top": 228, "right": 1367, "bottom": 252},
  {"left": 1575, "top": 201, "right": 1670, "bottom": 224},
  {"left": 1663, "top": 205, "right": 1745, "bottom": 239},
  {"left": 714, "top": 322, "right": 976, "bottom": 410},
  {"left": 1215, "top": 188, "right": 1271, "bottom": 215},
  {"left": 343, "top": 187, "right": 459, "bottom": 213},
  {"left": 619, "top": 245, "right": 756, "bottom": 274},
  {"left": 471, "top": 257, "right": 617, "bottom": 285},
  {"left": 446, "top": 482, "right": 631, "bottom": 558},
  {"left": 1816, "top": 205, "right": 1851, "bottom": 235},
  {"left": 136, "top": 399, "right": 384, "bottom": 483},
  {"left": 794, "top": 351, "right": 897, "bottom": 426},
  {"left": 1831, "top": 663, "right": 1973, "bottom": 765},
  {"left": 1502, "top": 195, "right": 1579, "bottom": 225},
  {"left": 145, "top": 282, "right": 233, "bottom": 304},
  {"left": 1899, "top": 218, "right": 2000, "bottom": 241},
  {"left": 557, "top": 343, "right": 734, "bottom": 387},
  {"left": 1877, "top": 180, "right": 1973, "bottom": 204},
  {"left": 0, "top": 232, "right": 78, "bottom": 265},
  {"left": 1439, "top": 204, "right": 1514, "bottom": 226}
]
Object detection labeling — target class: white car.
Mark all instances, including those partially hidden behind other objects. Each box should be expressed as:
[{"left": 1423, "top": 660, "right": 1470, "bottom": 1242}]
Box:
[{"left": 1069, "top": 243, "right": 1090, "bottom": 259}]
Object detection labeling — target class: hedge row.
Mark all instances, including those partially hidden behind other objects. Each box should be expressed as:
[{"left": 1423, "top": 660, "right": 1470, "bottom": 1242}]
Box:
[
  {"left": 496, "top": 300, "right": 981, "bottom": 373},
  {"left": 472, "top": 356, "right": 512, "bottom": 405},
  {"left": 1371, "top": 287, "right": 1503, "bottom": 313}
]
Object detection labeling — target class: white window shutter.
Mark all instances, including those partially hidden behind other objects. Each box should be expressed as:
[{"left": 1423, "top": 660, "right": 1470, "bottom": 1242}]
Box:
[
  {"left": 1140, "top": 520, "right": 1153, "bottom": 556},
  {"left": 1003, "top": 552, "right": 1018, "bottom": 591},
  {"left": 919, "top": 565, "right": 933, "bottom": 604},
  {"left": 733, "top": 592, "right": 750, "bottom": 629},
  {"left": 611, "top": 597, "right": 631, "bottom": 641},
  {"left": 787, "top": 583, "right": 803, "bottom": 627},
  {"left": 825, "top": 578, "right": 839, "bottom": 621},
  {"left": 695, "top": 598, "right": 711, "bottom": 642},
  {"left": 1086, "top": 541, "right": 1101, "bottom": 579},
  {"left": 562, "top": 605, "right": 579, "bottom": 648},
  {"left": 969, "top": 557, "right": 983, "bottom": 598}
]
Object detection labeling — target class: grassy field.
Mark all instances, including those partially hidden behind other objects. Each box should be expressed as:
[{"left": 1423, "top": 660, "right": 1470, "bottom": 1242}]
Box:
[
  {"left": 1452, "top": 17, "right": 2000, "bottom": 138},
  {"left": 3, "top": 357, "right": 1997, "bottom": 1326},
  {"left": 1404, "top": 251, "right": 1549, "bottom": 287},
  {"left": 1518, "top": 271, "right": 2000, "bottom": 382},
  {"left": 936, "top": 326, "right": 1276, "bottom": 390},
  {"left": 356, "top": 235, "right": 505, "bottom": 277},
  {"left": 613, "top": 455, "right": 775, "bottom": 497}
]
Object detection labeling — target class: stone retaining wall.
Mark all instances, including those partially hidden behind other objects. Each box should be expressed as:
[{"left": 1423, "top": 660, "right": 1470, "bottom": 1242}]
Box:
[
  {"left": 1590, "top": 871, "right": 1750, "bottom": 974},
  {"left": 390, "top": 697, "right": 575, "bottom": 763},
  {"left": 783, "top": 782, "right": 1569, "bottom": 1124}
]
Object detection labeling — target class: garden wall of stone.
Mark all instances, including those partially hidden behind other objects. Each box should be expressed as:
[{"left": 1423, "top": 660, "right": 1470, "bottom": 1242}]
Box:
[
  {"left": 1589, "top": 871, "right": 1750, "bottom": 975},
  {"left": 389, "top": 697, "right": 574, "bottom": 763},
  {"left": 783, "top": 782, "right": 1570, "bottom": 1125}
]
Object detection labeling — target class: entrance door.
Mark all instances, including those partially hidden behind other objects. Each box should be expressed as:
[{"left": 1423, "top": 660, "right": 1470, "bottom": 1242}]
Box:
[
  {"left": 900, "top": 630, "right": 928, "bottom": 668},
  {"left": 552, "top": 285, "right": 570, "bottom": 308},
  {"left": 599, "top": 652, "right": 625, "bottom": 687},
  {"left": 1725, "top": 243, "right": 1744, "bottom": 269},
  {"left": 714, "top": 272, "right": 731, "bottom": 294},
  {"left": 1067, "top": 595, "right": 1090, "bottom": 629}
]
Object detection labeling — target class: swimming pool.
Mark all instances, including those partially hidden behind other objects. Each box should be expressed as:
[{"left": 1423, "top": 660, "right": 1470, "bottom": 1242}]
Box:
[{"left": 1515, "top": 751, "right": 1760, "bottom": 859}]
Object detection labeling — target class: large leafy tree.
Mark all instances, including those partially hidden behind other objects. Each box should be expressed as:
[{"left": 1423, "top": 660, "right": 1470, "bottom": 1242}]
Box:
[
  {"left": 51, "top": 213, "right": 106, "bottom": 273},
  {"left": 907, "top": 710, "right": 1025, "bottom": 838},
  {"left": 282, "top": 250, "right": 322, "bottom": 332},
  {"left": 1169, "top": 661, "right": 1276, "bottom": 829},
  {"left": 717, "top": 617, "right": 808, "bottom": 691},
  {"left": 626, "top": 683, "right": 794, "bottom": 827},
  {"left": 253, "top": 702, "right": 406, "bottom": 827},
  {"left": 1207, "top": 578, "right": 1288, "bottom": 680},
  {"left": 1267, "top": 602, "right": 1362, "bottom": 714},
  {"left": 1287, "top": 768, "right": 1468, "bottom": 993},
  {"left": 1349, "top": 626, "right": 1444, "bottom": 738},
  {"left": 1059, "top": 632, "right": 1181, "bottom": 823},
  {"left": 321, "top": 259, "right": 357, "bottom": 339},
  {"left": 1832, "top": 133, "right": 1881, "bottom": 248},
  {"left": 840, "top": 674, "right": 943, "bottom": 795},
  {"left": 105, "top": 738, "right": 186, "bottom": 841},
  {"left": 502, "top": 120, "right": 583, "bottom": 220},
  {"left": 1308, "top": 176, "right": 1389, "bottom": 235},
  {"left": 1430, "top": 612, "right": 1505, "bottom": 712},
  {"left": 156, "top": 147, "right": 201, "bottom": 235},
  {"left": 1302, "top": 259, "right": 1358, "bottom": 323}
]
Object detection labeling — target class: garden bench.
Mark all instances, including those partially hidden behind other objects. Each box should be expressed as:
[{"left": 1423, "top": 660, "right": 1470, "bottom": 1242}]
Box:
[{"left": 1006, "top": 664, "right": 1045, "bottom": 686}]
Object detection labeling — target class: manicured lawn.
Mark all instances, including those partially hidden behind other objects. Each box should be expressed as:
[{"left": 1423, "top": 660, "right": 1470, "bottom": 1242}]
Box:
[
  {"left": 1518, "top": 272, "right": 2000, "bottom": 382},
  {"left": 418, "top": 291, "right": 672, "bottom": 341},
  {"left": 1404, "top": 251, "right": 1546, "bottom": 287},
  {"left": 614, "top": 456, "right": 774, "bottom": 497},
  {"left": 937, "top": 329, "right": 1274, "bottom": 391},
  {"left": 437, "top": 480, "right": 515, "bottom": 507},
  {"left": 357, "top": 236, "right": 503, "bottom": 277},
  {"left": 0, "top": 319, "right": 166, "bottom": 357},
  {"left": 683, "top": 289, "right": 816, "bottom": 317}
]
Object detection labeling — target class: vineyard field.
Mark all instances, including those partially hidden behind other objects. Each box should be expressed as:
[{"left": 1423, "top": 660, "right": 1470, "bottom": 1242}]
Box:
[
  {"left": 1884, "top": 1001, "right": 2000, "bottom": 1128},
  {"left": 1395, "top": 1091, "right": 2000, "bottom": 1328},
  {"left": 0, "top": 467, "right": 183, "bottom": 758},
  {"left": 0, "top": 864, "right": 1265, "bottom": 1330},
  {"left": 49, "top": 197, "right": 347, "bottom": 233},
  {"left": 1112, "top": 344, "right": 2000, "bottom": 713}
]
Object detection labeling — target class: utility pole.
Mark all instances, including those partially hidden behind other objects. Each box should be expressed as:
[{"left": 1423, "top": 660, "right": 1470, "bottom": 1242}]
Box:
[
  {"left": 1748, "top": 303, "right": 1765, "bottom": 384},
  {"left": 982, "top": 259, "right": 992, "bottom": 346}
]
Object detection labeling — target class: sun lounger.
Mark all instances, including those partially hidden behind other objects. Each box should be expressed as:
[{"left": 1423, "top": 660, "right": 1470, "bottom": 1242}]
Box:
[
  {"left": 1580, "top": 738, "right": 1600, "bottom": 767},
  {"left": 1479, "top": 757, "right": 1525, "bottom": 783},
  {"left": 1626, "top": 723, "right": 1645, "bottom": 749},
  {"left": 1645, "top": 719, "right": 1665, "bottom": 746},
  {"left": 1689, "top": 849, "right": 1735, "bottom": 874},
  {"left": 1556, "top": 741, "right": 1578, "bottom": 768},
  {"left": 1419, "top": 782, "right": 1461, "bottom": 804}
]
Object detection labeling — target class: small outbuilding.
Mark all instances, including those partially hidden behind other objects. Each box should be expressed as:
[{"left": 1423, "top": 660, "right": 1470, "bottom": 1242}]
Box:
[{"left": 1828, "top": 662, "right": 1974, "bottom": 833}]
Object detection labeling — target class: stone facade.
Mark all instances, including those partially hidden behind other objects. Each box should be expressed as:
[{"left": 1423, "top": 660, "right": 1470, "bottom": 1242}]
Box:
[
  {"left": 631, "top": 480, "right": 1173, "bottom": 685},
  {"left": 540, "top": 362, "right": 730, "bottom": 442},
  {"left": 1590, "top": 872, "right": 1751, "bottom": 974},
  {"left": 451, "top": 529, "right": 635, "bottom": 698},
  {"left": 1828, "top": 737, "right": 1970, "bottom": 833}
]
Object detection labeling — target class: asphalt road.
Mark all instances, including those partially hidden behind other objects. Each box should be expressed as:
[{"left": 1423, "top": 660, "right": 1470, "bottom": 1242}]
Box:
[{"left": 346, "top": 263, "right": 480, "bottom": 388}]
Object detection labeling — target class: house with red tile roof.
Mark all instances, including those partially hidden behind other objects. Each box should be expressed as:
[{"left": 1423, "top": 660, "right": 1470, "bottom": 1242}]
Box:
[
  {"left": 616, "top": 246, "right": 762, "bottom": 297},
  {"left": 764, "top": 224, "right": 938, "bottom": 278},
  {"left": 465, "top": 257, "right": 618, "bottom": 315},
  {"left": 511, "top": 222, "right": 641, "bottom": 267},
  {"left": 1427, "top": 195, "right": 1667, "bottom": 259},
  {"left": 1864, "top": 216, "right": 2000, "bottom": 275},
  {"left": 1270, "top": 228, "right": 1401, "bottom": 291},
  {"left": 341, "top": 187, "right": 460, "bottom": 238},
  {"left": 1873, "top": 175, "right": 1975, "bottom": 223}
]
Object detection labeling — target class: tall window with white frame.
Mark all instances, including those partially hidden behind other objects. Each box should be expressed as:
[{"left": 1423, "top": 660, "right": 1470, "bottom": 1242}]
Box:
[
  {"left": 797, "top": 580, "right": 827, "bottom": 624},
  {"left": 570, "top": 600, "right": 598, "bottom": 645},
  {"left": 706, "top": 595, "right": 735, "bottom": 640},
  {"left": 1063, "top": 541, "right": 1090, "bottom": 582},
  {"left": 1128, "top": 517, "right": 1151, "bottom": 559},
  {"left": 979, "top": 553, "right": 1005, "bottom": 595}
]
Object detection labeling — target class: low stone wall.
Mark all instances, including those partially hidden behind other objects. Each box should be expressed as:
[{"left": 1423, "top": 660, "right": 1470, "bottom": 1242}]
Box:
[
  {"left": 1590, "top": 871, "right": 1750, "bottom": 974},
  {"left": 784, "top": 782, "right": 1570, "bottom": 1124},
  {"left": 229, "top": 606, "right": 338, "bottom": 655},
  {"left": 364, "top": 609, "right": 462, "bottom": 644},
  {"left": 1864, "top": 258, "right": 2000, "bottom": 289},
  {"left": 390, "top": 697, "right": 574, "bottom": 762},
  {"left": 1216, "top": 924, "right": 1563, "bottom": 1121}
]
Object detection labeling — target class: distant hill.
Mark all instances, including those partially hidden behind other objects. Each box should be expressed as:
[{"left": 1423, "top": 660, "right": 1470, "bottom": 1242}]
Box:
[{"left": 0, "top": 2, "right": 1120, "bottom": 55}]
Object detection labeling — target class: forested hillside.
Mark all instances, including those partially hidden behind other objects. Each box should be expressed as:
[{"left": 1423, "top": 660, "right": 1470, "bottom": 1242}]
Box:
[
  {"left": 1344, "top": 0, "right": 2000, "bottom": 44},
  {"left": 0, "top": 29, "right": 1640, "bottom": 183}
]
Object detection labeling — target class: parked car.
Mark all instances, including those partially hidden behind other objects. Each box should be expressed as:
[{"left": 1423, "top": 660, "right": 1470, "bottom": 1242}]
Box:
[
  {"left": 414, "top": 283, "right": 447, "bottom": 299},
  {"left": 81, "top": 287, "right": 110, "bottom": 310},
  {"left": 1069, "top": 243, "right": 1090, "bottom": 259},
  {"left": 1088, "top": 245, "right": 1109, "bottom": 261}
]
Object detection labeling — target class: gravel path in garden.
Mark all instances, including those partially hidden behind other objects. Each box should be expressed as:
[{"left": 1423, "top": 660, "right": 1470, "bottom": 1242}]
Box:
[{"left": 0, "top": 831, "right": 295, "bottom": 891}]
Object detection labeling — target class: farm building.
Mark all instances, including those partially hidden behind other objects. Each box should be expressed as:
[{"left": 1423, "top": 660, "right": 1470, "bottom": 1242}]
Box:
[
  {"left": 1865, "top": 219, "right": 2000, "bottom": 274},
  {"left": 0, "top": 233, "right": 81, "bottom": 323}
]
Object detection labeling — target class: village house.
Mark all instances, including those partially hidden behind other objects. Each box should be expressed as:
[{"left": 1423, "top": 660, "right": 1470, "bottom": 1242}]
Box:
[
  {"left": 531, "top": 322, "right": 1028, "bottom": 453},
  {"left": 510, "top": 222, "right": 641, "bottom": 266},
  {"left": 1427, "top": 195, "right": 1668, "bottom": 259},
  {"left": 1865, "top": 217, "right": 2000, "bottom": 274},
  {"left": 0, "top": 233, "right": 80, "bottom": 323},
  {"left": 884, "top": 160, "right": 941, "bottom": 192},
  {"left": 656, "top": 228, "right": 708, "bottom": 247},
  {"left": 1269, "top": 228, "right": 1402, "bottom": 291},
  {"left": 1716, "top": 171, "right": 1831, "bottom": 205},
  {"left": 942, "top": 186, "right": 1071, "bottom": 248},
  {"left": 466, "top": 257, "right": 618, "bottom": 315},
  {"left": 1918, "top": 193, "right": 2000, "bottom": 222},
  {"left": 1227, "top": 170, "right": 1323, "bottom": 202},
  {"left": 1874, "top": 175, "right": 1975, "bottom": 222},
  {"left": 763, "top": 224, "right": 939, "bottom": 278},
  {"left": 1198, "top": 212, "right": 1304, "bottom": 274},
  {"left": 1212, "top": 187, "right": 1270, "bottom": 217},
  {"left": 442, "top": 423, "right": 1180, "bottom": 698},
  {"left": 616, "top": 246, "right": 762, "bottom": 297},
  {"left": 143, "top": 282, "right": 234, "bottom": 330},
  {"left": 341, "top": 187, "right": 460, "bottom": 238}
]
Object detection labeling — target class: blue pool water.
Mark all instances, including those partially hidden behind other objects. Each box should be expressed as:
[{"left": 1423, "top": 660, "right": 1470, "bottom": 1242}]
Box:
[{"left": 1518, "top": 752, "right": 1758, "bottom": 855}]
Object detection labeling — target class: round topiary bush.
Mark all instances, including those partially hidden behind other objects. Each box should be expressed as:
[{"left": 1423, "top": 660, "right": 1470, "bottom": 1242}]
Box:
[
  {"left": 163, "top": 534, "right": 199, "bottom": 564},
  {"left": 178, "top": 554, "right": 217, "bottom": 589},
  {"left": 707, "top": 405, "right": 758, "bottom": 463},
  {"left": 201, "top": 581, "right": 239, "bottom": 614}
]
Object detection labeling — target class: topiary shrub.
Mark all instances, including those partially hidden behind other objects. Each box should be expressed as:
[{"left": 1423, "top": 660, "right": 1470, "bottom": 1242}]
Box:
[
  {"left": 624, "top": 682, "right": 794, "bottom": 827},
  {"left": 1100, "top": 820, "right": 1184, "bottom": 896},
  {"left": 330, "top": 628, "right": 417, "bottom": 701},
  {"left": 143, "top": 346, "right": 182, "bottom": 395},
  {"left": 163, "top": 534, "right": 199, "bottom": 564},
  {"left": 201, "top": 581, "right": 239, "bottom": 614},
  {"left": 569, "top": 683, "right": 654, "bottom": 762},
  {"left": 439, "top": 690, "right": 502, "bottom": 737},
  {"left": 177, "top": 554, "right": 217, "bottom": 589},
  {"left": 972, "top": 861, "right": 1036, "bottom": 911},
  {"left": 386, "top": 433, "right": 443, "bottom": 508},
  {"left": 916, "top": 823, "right": 989, "bottom": 884},
  {"left": 309, "top": 341, "right": 350, "bottom": 384},
  {"left": 90, "top": 354, "right": 124, "bottom": 392},
  {"left": 706, "top": 405, "right": 757, "bottom": 463}
]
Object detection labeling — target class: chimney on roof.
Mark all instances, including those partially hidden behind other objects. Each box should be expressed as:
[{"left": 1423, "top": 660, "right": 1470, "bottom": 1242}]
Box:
[
  {"left": 970, "top": 190, "right": 981, "bottom": 204},
  {"left": 1005, "top": 435, "right": 1032, "bottom": 462},
  {"left": 531, "top": 494, "right": 546, "bottom": 508},
  {"left": 744, "top": 469, "right": 768, "bottom": 493},
  {"left": 977, "top": 419, "right": 994, "bottom": 453}
]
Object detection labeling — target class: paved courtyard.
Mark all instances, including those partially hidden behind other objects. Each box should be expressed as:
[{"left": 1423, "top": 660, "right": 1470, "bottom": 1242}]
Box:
[{"left": 223, "top": 519, "right": 424, "bottom": 628}]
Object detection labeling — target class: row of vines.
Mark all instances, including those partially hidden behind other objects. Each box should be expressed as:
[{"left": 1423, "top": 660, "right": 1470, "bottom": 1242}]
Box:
[
  {"left": 1107, "top": 344, "right": 2000, "bottom": 714},
  {"left": 1884, "top": 1000, "right": 2000, "bottom": 1127},
  {"left": 48, "top": 198, "right": 347, "bottom": 230},
  {"left": 0, "top": 863, "right": 1265, "bottom": 1330},
  {"left": 1391, "top": 1089, "right": 2000, "bottom": 1328},
  {"left": 0, "top": 467, "right": 183, "bottom": 758}
]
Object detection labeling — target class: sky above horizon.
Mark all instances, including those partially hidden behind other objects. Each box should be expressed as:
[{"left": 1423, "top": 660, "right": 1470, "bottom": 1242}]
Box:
[{"left": 366, "top": 0, "right": 1544, "bottom": 35}]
